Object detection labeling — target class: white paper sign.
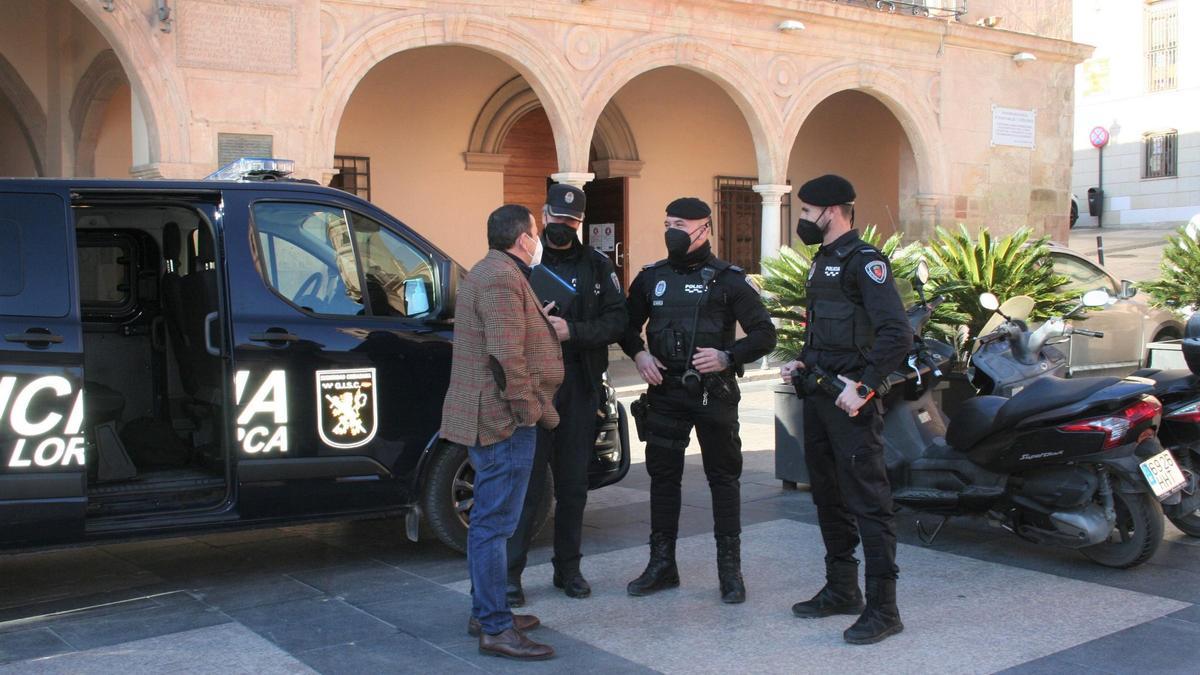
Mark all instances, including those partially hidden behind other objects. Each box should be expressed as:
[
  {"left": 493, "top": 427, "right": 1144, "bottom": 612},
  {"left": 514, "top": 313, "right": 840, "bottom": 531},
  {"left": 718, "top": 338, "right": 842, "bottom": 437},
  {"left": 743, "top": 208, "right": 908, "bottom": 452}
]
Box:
[
  {"left": 991, "top": 106, "right": 1036, "bottom": 149},
  {"left": 589, "top": 223, "right": 616, "bottom": 252}
]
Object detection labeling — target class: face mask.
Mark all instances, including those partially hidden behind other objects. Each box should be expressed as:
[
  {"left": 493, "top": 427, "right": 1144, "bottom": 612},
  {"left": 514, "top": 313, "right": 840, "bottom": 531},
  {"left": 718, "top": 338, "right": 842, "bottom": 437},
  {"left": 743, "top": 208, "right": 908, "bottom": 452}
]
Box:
[
  {"left": 528, "top": 233, "right": 543, "bottom": 266},
  {"left": 545, "top": 222, "right": 577, "bottom": 247},
  {"left": 665, "top": 224, "right": 707, "bottom": 260},
  {"left": 796, "top": 208, "right": 829, "bottom": 246}
]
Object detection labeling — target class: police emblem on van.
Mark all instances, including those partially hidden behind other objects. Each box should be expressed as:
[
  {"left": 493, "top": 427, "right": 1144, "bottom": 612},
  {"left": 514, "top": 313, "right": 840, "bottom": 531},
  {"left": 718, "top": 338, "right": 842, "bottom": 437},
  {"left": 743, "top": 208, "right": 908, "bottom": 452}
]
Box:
[{"left": 317, "top": 369, "right": 378, "bottom": 449}]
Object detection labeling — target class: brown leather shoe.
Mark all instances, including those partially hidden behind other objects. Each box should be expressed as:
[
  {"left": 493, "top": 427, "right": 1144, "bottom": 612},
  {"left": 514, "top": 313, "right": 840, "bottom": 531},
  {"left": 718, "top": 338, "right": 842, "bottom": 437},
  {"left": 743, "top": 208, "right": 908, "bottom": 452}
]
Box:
[
  {"left": 466, "top": 614, "right": 541, "bottom": 637},
  {"left": 478, "top": 627, "right": 555, "bottom": 661}
]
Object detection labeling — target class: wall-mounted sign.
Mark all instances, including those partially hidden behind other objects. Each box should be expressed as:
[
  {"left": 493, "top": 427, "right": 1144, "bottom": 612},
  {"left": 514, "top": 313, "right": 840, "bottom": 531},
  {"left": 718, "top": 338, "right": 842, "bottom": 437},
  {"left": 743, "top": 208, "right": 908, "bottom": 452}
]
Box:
[
  {"left": 991, "top": 106, "right": 1036, "bottom": 149},
  {"left": 1089, "top": 126, "right": 1110, "bottom": 149},
  {"left": 589, "top": 223, "right": 616, "bottom": 252}
]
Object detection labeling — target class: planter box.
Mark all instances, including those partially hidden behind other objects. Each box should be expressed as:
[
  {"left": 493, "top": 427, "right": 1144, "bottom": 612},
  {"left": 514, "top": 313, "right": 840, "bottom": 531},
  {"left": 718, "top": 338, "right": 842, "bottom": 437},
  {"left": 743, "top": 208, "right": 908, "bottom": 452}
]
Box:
[{"left": 773, "top": 384, "right": 808, "bottom": 488}]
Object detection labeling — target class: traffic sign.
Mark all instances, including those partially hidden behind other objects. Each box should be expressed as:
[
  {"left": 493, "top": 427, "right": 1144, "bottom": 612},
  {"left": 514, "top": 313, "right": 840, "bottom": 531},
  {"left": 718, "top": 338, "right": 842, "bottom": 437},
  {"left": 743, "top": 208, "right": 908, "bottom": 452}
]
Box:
[{"left": 1089, "top": 126, "right": 1110, "bottom": 149}]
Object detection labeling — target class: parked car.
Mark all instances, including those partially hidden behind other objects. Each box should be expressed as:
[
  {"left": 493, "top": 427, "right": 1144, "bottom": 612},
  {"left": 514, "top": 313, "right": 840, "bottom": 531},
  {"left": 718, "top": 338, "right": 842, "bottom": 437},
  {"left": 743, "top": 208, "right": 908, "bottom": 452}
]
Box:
[
  {"left": 0, "top": 163, "right": 629, "bottom": 553},
  {"left": 1047, "top": 243, "right": 1183, "bottom": 375},
  {"left": 1070, "top": 193, "right": 1079, "bottom": 228}
]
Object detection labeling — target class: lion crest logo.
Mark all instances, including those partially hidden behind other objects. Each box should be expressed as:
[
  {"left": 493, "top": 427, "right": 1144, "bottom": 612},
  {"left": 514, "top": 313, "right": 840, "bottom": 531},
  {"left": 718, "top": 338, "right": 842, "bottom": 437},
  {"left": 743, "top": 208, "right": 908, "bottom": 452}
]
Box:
[{"left": 316, "top": 368, "right": 378, "bottom": 449}]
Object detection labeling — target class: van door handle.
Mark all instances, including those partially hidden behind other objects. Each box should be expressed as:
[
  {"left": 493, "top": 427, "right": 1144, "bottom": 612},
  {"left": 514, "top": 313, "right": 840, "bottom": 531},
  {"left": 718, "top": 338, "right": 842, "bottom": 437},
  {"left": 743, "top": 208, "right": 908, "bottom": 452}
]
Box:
[
  {"left": 5, "top": 331, "right": 64, "bottom": 346},
  {"left": 204, "top": 312, "right": 221, "bottom": 356},
  {"left": 249, "top": 329, "right": 300, "bottom": 345}
]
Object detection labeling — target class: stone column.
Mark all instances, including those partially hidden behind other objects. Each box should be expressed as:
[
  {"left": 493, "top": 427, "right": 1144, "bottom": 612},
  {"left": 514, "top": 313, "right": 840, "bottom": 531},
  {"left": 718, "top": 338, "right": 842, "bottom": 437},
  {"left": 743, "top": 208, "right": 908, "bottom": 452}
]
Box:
[
  {"left": 915, "top": 193, "right": 941, "bottom": 240},
  {"left": 753, "top": 184, "right": 791, "bottom": 258},
  {"left": 550, "top": 171, "right": 595, "bottom": 189}
]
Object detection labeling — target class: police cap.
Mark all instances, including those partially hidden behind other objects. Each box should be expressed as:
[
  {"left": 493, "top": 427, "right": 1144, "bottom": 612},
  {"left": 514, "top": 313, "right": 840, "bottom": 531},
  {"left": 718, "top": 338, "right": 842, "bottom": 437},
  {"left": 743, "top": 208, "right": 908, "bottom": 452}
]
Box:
[
  {"left": 666, "top": 197, "right": 711, "bottom": 220},
  {"left": 797, "top": 174, "right": 856, "bottom": 206},
  {"left": 546, "top": 184, "right": 586, "bottom": 221}
]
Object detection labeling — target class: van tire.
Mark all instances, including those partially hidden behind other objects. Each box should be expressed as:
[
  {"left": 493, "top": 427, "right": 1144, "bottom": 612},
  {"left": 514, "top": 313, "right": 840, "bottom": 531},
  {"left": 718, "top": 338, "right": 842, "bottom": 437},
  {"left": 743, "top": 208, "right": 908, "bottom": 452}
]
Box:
[{"left": 420, "top": 442, "right": 552, "bottom": 555}]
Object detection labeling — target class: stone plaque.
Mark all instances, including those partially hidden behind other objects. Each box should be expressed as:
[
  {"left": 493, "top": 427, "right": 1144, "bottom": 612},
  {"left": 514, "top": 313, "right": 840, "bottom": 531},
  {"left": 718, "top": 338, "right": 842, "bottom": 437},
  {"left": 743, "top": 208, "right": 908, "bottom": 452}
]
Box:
[
  {"left": 991, "top": 106, "right": 1036, "bottom": 149},
  {"left": 178, "top": 0, "right": 297, "bottom": 74},
  {"left": 218, "top": 133, "right": 273, "bottom": 167}
]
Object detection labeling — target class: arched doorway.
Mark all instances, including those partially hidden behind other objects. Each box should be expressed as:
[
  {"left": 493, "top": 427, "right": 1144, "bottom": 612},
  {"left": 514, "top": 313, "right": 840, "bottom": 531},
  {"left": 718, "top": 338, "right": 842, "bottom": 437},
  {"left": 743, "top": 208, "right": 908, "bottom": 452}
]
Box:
[
  {"left": 0, "top": 55, "right": 45, "bottom": 177},
  {"left": 787, "top": 91, "right": 917, "bottom": 242}
]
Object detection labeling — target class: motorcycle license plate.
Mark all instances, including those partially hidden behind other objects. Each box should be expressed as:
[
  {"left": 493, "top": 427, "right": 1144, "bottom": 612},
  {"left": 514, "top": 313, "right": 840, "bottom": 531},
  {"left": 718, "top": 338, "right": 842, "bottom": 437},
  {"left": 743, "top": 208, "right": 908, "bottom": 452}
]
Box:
[{"left": 1139, "top": 450, "right": 1187, "bottom": 500}]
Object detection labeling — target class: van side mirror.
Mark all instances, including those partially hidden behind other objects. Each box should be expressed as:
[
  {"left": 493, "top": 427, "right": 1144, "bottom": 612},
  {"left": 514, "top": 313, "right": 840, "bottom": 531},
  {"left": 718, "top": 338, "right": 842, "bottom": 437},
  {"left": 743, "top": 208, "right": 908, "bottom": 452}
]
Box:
[{"left": 1118, "top": 279, "right": 1137, "bottom": 300}]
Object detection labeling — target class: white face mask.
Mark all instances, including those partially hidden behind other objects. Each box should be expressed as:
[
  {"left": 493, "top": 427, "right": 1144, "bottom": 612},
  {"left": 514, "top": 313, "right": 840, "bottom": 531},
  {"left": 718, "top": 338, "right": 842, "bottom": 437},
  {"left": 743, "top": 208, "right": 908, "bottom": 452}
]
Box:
[{"left": 526, "top": 232, "right": 543, "bottom": 267}]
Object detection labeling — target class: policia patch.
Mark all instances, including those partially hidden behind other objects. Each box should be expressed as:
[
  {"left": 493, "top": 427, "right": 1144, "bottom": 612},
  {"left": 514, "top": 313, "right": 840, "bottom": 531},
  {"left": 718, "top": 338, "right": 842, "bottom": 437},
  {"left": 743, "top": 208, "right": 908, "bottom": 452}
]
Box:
[
  {"left": 316, "top": 368, "right": 378, "bottom": 449},
  {"left": 864, "top": 259, "right": 888, "bottom": 284}
]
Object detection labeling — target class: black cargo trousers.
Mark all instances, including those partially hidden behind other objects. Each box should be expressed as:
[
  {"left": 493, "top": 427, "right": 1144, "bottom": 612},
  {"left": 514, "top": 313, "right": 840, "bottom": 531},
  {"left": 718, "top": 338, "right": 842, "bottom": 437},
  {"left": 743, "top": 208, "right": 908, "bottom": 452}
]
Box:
[
  {"left": 803, "top": 392, "right": 899, "bottom": 580},
  {"left": 507, "top": 361, "right": 598, "bottom": 577},
  {"left": 641, "top": 374, "right": 743, "bottom": 537}
]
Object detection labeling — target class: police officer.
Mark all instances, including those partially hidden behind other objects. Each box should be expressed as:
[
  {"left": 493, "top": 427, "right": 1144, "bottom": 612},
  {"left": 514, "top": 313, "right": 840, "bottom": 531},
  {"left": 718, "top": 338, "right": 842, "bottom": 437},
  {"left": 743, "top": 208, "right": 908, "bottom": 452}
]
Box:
[
  {"left": 780, "top": 175, "right": 912, "bottom": 645},
  {"left": 621, "top": 197, "right": 776, "bottom": 604},
  {"left": 506, "top": 184, "right": 628, "bottom": 605}
]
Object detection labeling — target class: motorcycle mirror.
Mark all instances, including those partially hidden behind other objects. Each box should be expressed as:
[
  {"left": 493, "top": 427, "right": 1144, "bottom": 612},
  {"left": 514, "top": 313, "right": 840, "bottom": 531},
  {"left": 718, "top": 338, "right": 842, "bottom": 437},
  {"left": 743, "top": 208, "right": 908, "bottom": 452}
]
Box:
[
  {"left": 1082, "top": 289, "right": 1111, "bottom": 308},
  {"left": 915, "top": 260, "right": 930, "bottom": 286},
  {"left": 980, "top": 292, "right": 1000, "bottom": 312}
]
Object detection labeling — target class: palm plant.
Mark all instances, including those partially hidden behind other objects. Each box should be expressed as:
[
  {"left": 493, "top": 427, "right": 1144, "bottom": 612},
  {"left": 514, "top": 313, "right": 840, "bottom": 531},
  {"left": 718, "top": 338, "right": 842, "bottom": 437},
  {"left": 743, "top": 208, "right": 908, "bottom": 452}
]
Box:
[
  {"left": 1142, "top": 225, "right": 1200, "bottom": 314},
  {"left": 922, "top": 225, "right": 1075, "bottom": 344}
]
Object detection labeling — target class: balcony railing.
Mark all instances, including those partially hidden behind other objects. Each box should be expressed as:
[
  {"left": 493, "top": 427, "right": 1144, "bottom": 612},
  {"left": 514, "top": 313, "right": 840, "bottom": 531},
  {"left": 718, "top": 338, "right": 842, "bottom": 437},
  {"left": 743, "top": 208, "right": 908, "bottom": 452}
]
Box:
[{"left": 829, "top": 0, "right": 967, "bottom": 20}]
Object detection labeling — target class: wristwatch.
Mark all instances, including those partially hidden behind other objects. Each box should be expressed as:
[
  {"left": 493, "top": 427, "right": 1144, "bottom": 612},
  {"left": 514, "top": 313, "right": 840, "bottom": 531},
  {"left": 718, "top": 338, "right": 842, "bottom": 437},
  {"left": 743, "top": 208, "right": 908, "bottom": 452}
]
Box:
[{"left": 854, "top": 382, "right": 874, "bottom": 399}]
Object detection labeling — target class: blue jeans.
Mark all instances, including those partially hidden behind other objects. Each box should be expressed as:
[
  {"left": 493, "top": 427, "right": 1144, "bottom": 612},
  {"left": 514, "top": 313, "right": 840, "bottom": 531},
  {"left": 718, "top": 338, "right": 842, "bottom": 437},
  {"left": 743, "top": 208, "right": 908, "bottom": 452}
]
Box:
[{"left": 468, "top": 425, "right": 537, "bottom": 635}]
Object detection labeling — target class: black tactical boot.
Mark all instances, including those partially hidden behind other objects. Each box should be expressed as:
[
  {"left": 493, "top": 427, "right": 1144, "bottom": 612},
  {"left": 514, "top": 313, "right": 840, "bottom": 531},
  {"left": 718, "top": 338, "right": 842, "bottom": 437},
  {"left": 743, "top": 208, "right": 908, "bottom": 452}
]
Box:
[
  {"left": 552, "top": 560, "right": 592, "bottom": 599},
  {"left": 843, "top": 577, "right": 903, "bottom": 645},
  {"left": 627, "top": 532, "right": 680, "bottom": 597},
  {"left": 506, "top": 575, "right": 525, "bottom": 608},
  {"left": 715, "top": 535, "right": 746, "bottom": 604},
  {"left": 791, "top": 561, "right": 865, "bottom": 618}
]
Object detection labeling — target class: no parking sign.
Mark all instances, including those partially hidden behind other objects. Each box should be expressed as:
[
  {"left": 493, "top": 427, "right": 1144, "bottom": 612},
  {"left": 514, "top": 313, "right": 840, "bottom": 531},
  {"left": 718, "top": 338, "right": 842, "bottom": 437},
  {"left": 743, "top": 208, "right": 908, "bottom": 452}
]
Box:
[{"left": 1089, "top": 126, "right": 1109, "bottom": 149}]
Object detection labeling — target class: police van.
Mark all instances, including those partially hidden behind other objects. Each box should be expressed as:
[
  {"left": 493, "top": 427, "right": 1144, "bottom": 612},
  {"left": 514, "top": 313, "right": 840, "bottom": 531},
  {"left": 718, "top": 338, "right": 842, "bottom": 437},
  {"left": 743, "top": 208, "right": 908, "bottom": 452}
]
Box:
[{"left": 0, "top": 159, "right": 629, "bottom": 553}]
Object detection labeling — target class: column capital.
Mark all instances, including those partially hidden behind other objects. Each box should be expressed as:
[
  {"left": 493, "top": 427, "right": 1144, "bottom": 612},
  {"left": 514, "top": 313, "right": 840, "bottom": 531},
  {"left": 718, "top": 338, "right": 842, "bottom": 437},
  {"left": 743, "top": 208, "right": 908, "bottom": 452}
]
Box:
[
  {"left": 753, "top": 183, "right": 792, "bottom": 201},
  {"left": 551, "top": 172, "right": 595, "bottom": 189}
]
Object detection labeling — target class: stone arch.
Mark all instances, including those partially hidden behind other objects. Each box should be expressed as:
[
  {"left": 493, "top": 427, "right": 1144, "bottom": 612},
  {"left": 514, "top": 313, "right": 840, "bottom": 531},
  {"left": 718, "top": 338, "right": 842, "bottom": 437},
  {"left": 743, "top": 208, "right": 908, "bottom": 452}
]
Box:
[
  {"left": 315, "top": 13, "right": 583, "bottom": 177},
  {"left": 68, "top": 0, "right": 189, "bottom": 173},
  {"left": 70, "top": 49, "right": 127, "bottom": 177},
  {"left": 466, "top": 75, "right": 639, "bottom": 166},
  {"left": 0, "top": 54, "right": 47, "bottom": 176},
  {"left": 579, "top": 36, "right": 788, "bottom": 185},
  {"left": 783, "top": 62, "right": 948, "bottom": 199}
]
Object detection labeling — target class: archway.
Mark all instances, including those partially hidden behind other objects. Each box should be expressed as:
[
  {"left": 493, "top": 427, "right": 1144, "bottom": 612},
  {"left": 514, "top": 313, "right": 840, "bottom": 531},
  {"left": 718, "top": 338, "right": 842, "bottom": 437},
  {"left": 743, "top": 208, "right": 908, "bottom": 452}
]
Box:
[
  {"left": 332, "top": 45, "right": 565, "bottom": 266},
  {"left": 786, "top": 90, "right": 915, "bottom": 241},
  {"left": 0, "top": 55, "right": 45, "bottom": 176},
  {"left": 70, "top": 49, "right": 130, "bottom": 177}
]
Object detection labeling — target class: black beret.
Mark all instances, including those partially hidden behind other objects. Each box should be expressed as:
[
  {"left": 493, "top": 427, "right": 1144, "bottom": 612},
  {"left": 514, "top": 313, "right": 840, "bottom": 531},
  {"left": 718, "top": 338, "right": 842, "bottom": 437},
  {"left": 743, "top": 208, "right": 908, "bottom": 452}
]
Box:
[
  {"left": 797, "top": 174, "right": 856, "bottom": 206},
  {"left": 666, "top": 197, "right": 711, "bottom": 220},
  {"left": 546, "top": 184, "right": 586, "bottom": 220}
]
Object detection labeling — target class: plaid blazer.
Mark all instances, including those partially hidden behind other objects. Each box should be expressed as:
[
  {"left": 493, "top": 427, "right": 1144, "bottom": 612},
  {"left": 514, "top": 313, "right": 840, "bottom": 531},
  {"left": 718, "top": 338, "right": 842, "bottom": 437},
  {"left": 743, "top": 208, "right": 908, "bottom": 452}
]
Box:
[{"left": 440, "top": 250, "right": 564, "bottom": 447}]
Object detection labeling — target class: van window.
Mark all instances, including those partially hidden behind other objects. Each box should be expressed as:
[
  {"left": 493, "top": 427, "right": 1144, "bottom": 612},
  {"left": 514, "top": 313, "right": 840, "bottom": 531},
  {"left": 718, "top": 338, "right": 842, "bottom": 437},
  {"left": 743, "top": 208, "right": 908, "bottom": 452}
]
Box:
[
  {"left": 250, "top": 202, "right": 367, "bottom": 316},
  {"left": 350, "top": 213, "right": 437, "bottom": 317},
  {"left": 78, "top": 243, "right": 132, "bottom": 308},
  {"left": 0, "top": 194, "right": 70, "bottom": 318}
]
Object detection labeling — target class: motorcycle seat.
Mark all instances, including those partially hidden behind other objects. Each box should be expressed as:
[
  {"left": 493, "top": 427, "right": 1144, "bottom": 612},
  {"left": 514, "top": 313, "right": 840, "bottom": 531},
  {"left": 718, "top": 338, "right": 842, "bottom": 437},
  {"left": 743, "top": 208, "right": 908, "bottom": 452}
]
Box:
[
  {"left": 945, "top": 395, "right": 1007, "bottom": 450},
  {"left": 1131, "top": 368, "right": 1197, "bottom": 395},
  {"left": 995, "top": 376, "right": 1120, "bottom": 428}
]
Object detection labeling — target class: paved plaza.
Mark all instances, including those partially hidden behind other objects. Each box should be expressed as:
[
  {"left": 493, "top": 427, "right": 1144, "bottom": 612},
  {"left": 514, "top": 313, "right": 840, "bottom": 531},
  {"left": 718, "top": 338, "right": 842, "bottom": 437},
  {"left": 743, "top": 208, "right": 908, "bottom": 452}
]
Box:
[{"left": 1, "top": 382, "right": 1198, "bottom": 674}]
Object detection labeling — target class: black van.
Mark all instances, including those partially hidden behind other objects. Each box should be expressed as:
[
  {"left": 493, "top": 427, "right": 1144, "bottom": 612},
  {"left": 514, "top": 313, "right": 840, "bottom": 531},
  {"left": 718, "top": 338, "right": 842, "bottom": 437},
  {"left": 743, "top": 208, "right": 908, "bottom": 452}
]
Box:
[{"left": 0, "top": 169, "right": 629, "bottom": 553}]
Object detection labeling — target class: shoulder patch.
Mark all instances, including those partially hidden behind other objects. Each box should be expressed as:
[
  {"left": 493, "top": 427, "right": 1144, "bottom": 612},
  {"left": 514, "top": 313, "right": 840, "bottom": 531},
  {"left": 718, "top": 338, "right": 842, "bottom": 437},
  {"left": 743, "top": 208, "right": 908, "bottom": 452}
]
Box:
[
  {"left": 611, "top": 271, "right": 621, "bottom": 291},
  {"left": 864, "top": 259, "right": 888, "bottom": 284}
]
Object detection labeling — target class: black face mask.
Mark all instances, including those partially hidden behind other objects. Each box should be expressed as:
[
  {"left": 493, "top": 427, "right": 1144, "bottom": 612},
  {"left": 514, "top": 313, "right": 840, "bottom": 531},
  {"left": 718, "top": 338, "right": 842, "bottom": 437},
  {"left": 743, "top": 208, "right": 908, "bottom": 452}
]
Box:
[
  {"left": 545, "top": 222, "right": 577, "bottom": 248},
  {"left": 796, "top": 208, "right": 829, "bottom": 246},
  {"left": 665, "top": 224, "right": 706, "bottom": 261}
]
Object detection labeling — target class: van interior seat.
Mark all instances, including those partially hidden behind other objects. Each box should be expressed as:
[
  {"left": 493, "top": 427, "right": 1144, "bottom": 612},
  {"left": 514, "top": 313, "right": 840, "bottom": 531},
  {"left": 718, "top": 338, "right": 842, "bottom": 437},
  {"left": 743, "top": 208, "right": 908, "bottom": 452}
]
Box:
[
  {"left": 84, "top": 380, "right": 126, "bottom": 427},
  {"left": 177, "top": 228, "right": 222, "bottom": 404}
]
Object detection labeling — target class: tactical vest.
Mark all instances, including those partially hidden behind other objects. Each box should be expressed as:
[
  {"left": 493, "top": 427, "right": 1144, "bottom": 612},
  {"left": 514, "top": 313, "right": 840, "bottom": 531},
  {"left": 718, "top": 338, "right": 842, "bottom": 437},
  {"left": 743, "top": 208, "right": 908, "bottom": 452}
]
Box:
[
  {"left": 644, "top": 259, "right": 735, "bottom": 372},
  {"left": 804, "top": 244, "right": 879, "bottom": 355}
]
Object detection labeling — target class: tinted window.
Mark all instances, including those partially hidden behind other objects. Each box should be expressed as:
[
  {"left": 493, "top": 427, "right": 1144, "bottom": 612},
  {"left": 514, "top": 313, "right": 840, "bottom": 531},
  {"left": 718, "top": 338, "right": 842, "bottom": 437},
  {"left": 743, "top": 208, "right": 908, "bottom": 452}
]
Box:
[
  {"left": 0, "top": 194, "right": 70, "bottom": 317},
  {"left": 351, "top": 213, "right": 437, "bottom": 317},
  {"left": 250, "top": 203, "right": 366, "bottom": 316},
  {"left": 1053, "top": 253, "right": 1117, "bottom": 294},
  {"left": 78, "top": 244, "right": 131, "bottom": 307}
]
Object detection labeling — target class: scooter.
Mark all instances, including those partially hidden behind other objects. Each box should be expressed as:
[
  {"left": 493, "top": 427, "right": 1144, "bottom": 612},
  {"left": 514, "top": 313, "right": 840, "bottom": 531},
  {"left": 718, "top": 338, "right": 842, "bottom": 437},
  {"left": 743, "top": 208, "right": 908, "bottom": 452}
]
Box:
[
  {"left": 862, "top": 263, "right": 1174, "bottom": 568},
  {"left": 1127, "top": 314, "right": 1200, "bottom": 536},
  {"left": 965, "top": 292, "right": 1198, "bottom": 538}
]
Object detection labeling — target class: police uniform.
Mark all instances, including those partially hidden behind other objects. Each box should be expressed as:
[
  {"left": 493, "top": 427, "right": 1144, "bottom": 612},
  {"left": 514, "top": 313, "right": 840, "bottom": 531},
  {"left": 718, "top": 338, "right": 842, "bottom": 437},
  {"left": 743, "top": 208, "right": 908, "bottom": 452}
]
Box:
[
  {"left": 507, "top": 184, "right": 628, "bottom": 604},
  {"left": 621, "top": 197, "right": 776, "bottom": 604},
  {"left": 790, "top": 175, "right": 912, "bottom": 645}
]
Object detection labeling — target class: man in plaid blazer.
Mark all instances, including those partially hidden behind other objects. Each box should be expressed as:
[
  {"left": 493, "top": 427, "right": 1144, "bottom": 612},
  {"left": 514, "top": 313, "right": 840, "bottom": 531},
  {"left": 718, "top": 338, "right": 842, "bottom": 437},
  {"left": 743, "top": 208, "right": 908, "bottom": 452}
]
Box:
[{"left": 440, "top": 204, "right": 564, "bottom": 661}]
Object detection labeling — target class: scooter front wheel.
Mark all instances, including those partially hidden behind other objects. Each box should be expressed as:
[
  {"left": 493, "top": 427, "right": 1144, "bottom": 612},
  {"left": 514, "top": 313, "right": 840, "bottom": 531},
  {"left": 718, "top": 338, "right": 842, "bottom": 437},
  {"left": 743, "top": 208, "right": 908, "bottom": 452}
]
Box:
[
  {"left": 1167, "top": 509, "right": 1200, "bottom": 537},
  {"left": 1080, "top": 484, "right": 1164, "bottom": 569}
]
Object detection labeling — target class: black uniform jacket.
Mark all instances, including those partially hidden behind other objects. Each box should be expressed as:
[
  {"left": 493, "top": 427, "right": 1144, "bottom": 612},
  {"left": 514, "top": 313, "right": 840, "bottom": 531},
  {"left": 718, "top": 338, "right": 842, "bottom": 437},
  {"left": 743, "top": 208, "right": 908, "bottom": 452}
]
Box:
[
  {"left": 620, "top": 253, "right": 776, "bottom": 372},
  {"left": 800, "top": 229, "right": 912, "bottom": 391},
  {"left": 540, "top": 239, "right": 628, "bottom": 389}
]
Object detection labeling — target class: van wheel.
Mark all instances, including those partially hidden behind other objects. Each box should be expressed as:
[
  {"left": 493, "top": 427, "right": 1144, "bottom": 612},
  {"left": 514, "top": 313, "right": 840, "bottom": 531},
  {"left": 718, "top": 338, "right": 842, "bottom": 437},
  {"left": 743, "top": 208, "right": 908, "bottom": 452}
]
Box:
[
  {"left": 1081, "top": 481, "right": 1164, "bottom": 568},
  {"left": 420, "top": 443, "right": 553, "bottom": 555}
]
